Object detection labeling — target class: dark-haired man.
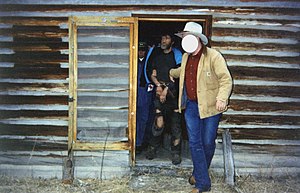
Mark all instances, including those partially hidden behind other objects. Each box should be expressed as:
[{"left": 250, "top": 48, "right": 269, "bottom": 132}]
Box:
[{"left": 145, "top": 33, "right": 182, "bottom": 165}]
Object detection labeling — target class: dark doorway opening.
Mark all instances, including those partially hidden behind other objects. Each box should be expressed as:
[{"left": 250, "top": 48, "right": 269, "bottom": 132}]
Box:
[{"left": 138, "top": 21, "right": 186, "bottom": 51}]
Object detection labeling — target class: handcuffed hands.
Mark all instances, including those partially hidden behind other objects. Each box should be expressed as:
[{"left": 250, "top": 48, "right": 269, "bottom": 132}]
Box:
[{"left": 156, "top": 86, "right": 163, "bottom": 96}]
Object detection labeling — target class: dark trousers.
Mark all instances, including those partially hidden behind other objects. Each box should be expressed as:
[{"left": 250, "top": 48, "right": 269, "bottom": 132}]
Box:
[{"left": 149, "top": 94, "right": 182, "bottom": 154}]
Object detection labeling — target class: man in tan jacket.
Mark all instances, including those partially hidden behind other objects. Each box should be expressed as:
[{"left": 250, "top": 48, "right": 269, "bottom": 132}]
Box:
[{"left": 170, "top": 22, "right": 232, "bottom": 193}]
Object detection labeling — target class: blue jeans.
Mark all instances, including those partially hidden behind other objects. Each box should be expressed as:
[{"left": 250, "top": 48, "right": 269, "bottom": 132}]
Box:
[
  {"left": 184, "top": 100, "right": 221, "bottom": 191},
  {"left": 136, "top": 86, "right": 152, "bottom": 146}
]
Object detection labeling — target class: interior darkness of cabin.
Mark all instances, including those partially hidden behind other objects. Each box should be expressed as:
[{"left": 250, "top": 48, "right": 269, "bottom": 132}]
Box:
[{"left": 138, "top": 21, "right": 187, "bottom": 50}]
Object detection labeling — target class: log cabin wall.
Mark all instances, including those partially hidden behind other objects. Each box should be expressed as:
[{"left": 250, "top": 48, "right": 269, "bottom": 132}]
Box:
[{"left": 0, "top": 0, "right": 299, "bottom": 178}]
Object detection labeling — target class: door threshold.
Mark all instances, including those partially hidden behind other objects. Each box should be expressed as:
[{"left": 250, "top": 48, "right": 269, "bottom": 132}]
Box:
[{"left": 135, "top": 147, "right": 193, "bottom": 168}]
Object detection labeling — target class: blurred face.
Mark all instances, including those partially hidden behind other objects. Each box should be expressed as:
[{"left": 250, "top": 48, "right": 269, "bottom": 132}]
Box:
[
  {"left": 181, "top": 34, "right": 199, "bottom": 53},
  {"left": 160, "top": 35, "right": 173, "bottom": 50},
  {"left": 181, "top": 34, "right": 202, "bottom": 55},
  {"left": 138, "top": 50, "right": 146, "bottom": 58}
]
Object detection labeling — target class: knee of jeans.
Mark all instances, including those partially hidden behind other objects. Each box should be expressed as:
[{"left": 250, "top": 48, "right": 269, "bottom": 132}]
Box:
[
  {"left": 189, "top": 139, "right": 203, "bottom": 149},
  {"left": 204, "top": 143, "right": 216, "bottom": 150}
]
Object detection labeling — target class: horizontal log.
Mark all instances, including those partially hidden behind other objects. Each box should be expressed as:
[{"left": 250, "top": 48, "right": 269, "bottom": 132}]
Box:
[
  {"left": 0, "top": 110, "right": 67, "bottom": 119},
  {"left": 76, "top": 84, "right": 128, "bottom": 90},
  {"left": 233, "top": 153, "right": 300, "bottom": 168},
  {"left": 77, "top": 128, "right": 127, "bottom": 139},
  {"left": 77, "top": 55, "right": 129, "bottom": 64},
  {"left": 229, "top": 100, "right": 300, "bottom": 111},
  {"left": 0, "top": 66, "right": 68, "bottom": 79},
  {"left": 77, "top": 96, "right": 128, "bottom": 107},
  {"left": 3, "top": 37, "right": 67, "bottom": 44},
  {"left": 220, "top": 49, "right": 299, "bottom": 57},
  {"left": 227, "top": 61, "right": 299, "bottom": 70},
  {"left": 232, "top": 85, "right": 300, "bottom": 97},
  {"left": 0, "top": 121, "right": 127, "bottom": 138},
  {"left": 234, "top": 79, "right": 300, "bottom": 87},
  {"left": 0, "top": 84, "right": 68, "bottom": 97},
  {"left": 213, "top": 23, "right": 299, "bottom": 33},
  {"left": 0, "top": 118, "right": 67, "bottom": 127},
  {"left": 0, "top": 139, "right": 67, "bottom": 151},
  {"left": 77, "top": 109, "right": 127, "bottom": 120},
  {"left": 0, "top": 4, "right": 298, "bottom": 14},
  {"left": 0, "top": 90, "right": 68, "bottom": 96},
  {"left": 0, "top": 104, "right": 67, "bottom": 111},
  {"left": 220, "top": 124, "right": 300, "bottom": 133},
  {"left": 0, "top": 95, "right": 68, "bottom": 105},
  {"left": 0, "top": 78, "right": 68, "bottom": 84},
  {"left": 226, "top": 138, "right": 299, "bottom": 145},
  {"left": 0, "top": 123, "right": 67, "bottom": 136},
  {"left": 0, "top": 164, "right": 131, "bottom": 179},
  {"left": 225, "top": 143, "right": 300, "bottom": 155},
  {"left": 0, "top": 82, "right": 68, "bottom": 89},
  {"left": 213, "top": 12, "right": 300, "bottom": 22},
  {"left": 77, "top": 77, "right": 128, "bottom": 85},
  {"left": 218, "top": 128, "right": 300, "bottom": 140},
  {"left": 213, "top": 17, "right": 300, "bottom": 30},
  {"left": 73, "top": 61, "right": 129, "bottom": 69},
  {"left": 225, "top": 54, "right": 299, "bottom": 65},
  {"left": 0, "top": 1, "right": 299, "bottom": 8},
  {"left": 230, "top": 94, "right": 300, "bottom": 103},
  {"left": 212, "top": 36, "right": 299, "bottom": 46},
  {"left": 0, "top": 150, "right": 129, "bottom": 166},
  {"left": 77, "top": 119, "right": 127, "bottom": 129},
  {"left": 229, "top": 66, "right": 300, "bottom": 82},
  {"left": 0, "top": 26, "right": 68, "bottom": 38},
  {"left": 77, "top": 27, "right": 130, "bottom": 36},
  {"left": 222, "top": 114, "right": 300, "bottom": 125},
  {"left": 0, "top": 153, "right": 64, "bottom": 165},
  {"left": 0, "top": 53, "right": 68, "bottom": 64},
  {"left": 212, "top": 42, "right": 300, "bottom": 53},
  {"left": 0, "top": 42, "right": 68, "bottom": 52},
  {"left": 75, "top": 42, "right": 128, "bottom": 49},
  {"left": 0, "top": 16, "right": 67, "bottom": 26},
  {"left": 78, "top": 67, "right": 129, "bottom": 79}
]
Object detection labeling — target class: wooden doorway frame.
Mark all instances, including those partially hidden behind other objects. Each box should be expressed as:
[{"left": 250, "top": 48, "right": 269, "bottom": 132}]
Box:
[{"left": 133, "top": 14, "right": 212, "bottom": 46}]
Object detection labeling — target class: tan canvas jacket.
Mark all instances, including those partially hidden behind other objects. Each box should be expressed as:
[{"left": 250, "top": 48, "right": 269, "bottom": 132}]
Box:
[{"left": 170, "top": 46, "right": 233, "bottom": 119}]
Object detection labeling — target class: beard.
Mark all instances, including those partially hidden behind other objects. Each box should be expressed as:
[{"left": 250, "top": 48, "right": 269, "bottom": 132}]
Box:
[{"left": 161, "top": 42, "right": 172, "bottom": 50}]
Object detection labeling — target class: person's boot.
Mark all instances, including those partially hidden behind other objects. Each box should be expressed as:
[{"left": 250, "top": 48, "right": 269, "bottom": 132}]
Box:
[
  {"left": 171, "top": 138, "right": 182, "bottom": 165},
  {"left": 171, "top": 153, "right": 182, "bottom": 165},
  {"left": 146, "top": 145, "right": 156, "bottom": 160},
  {"left": 188, "top": 175, "right": 196, "bottom": 185}
]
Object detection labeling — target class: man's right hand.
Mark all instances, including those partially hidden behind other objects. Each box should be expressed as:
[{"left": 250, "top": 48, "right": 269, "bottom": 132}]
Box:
[{"left": 156, "top": 86, "right": 163, "bottom": 96}]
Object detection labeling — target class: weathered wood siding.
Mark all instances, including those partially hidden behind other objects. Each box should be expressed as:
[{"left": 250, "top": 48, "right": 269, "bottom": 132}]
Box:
[
  {"left": 0, "top": 0, "right": 299, "bottom": 178},
  {"left": 75, "top": 25, "right": 130, "bottom": 141}
]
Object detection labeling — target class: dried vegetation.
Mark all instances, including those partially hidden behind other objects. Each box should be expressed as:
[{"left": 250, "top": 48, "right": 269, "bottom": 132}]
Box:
[{"left": 0, "top": 170, "right": 299, "bottom": 193}]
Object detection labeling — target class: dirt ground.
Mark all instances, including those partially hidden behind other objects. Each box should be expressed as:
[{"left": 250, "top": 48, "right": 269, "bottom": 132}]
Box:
[{"left": 1, "top": 168, "right": 299, "bottom": 193}]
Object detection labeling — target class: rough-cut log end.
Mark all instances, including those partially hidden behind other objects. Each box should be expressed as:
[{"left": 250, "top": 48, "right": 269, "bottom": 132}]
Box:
[
  {"left": 62, "top": 157, "right": 74, "bottom": 184},
  {"left": 222, "top": 129, "right": 235, "bottom": 186}
]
